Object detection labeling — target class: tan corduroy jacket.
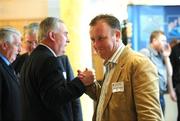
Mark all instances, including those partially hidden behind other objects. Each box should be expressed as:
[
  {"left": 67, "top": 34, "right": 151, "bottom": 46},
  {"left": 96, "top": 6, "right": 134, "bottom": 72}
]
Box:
[{"left": 86, "top": 46, "right": 164, "bottom": 121}]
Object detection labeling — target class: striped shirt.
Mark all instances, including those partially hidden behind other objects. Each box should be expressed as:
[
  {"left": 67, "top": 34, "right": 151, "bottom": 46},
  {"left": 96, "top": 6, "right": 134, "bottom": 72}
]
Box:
[{"left": 96, "top": 43, "right": 125, "bottom": 121}]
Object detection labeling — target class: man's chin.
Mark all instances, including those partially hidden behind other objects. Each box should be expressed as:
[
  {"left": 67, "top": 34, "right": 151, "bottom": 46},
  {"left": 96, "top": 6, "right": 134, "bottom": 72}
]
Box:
[
  {"left": 10, "top": 58, "right": 15, "bottom": 63},
  {"left": 99, "top": 53, "right": 106, "bottom": 60},
  {"left": 57, "top": 51, "right": 65, "bottom": 56}
]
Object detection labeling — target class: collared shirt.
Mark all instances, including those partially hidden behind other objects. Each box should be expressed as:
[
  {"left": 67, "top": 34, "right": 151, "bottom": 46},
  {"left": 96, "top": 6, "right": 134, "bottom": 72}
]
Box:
[
  {"left": 96, "top": 42, "right": 125, "bottom": 121},
  {"left": 140, "top": 46, "right": 167, "bottom": 92},
  {"left": 39, "top": 43, "right": 57, "bottom": 57},
  {"left": 0, "top": 52, "right": 10, "bottom": 65}
]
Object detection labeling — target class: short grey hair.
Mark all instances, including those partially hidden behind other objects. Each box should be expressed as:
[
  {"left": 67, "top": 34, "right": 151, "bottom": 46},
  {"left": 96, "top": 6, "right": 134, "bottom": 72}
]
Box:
[
  {"left": 38, "top": 17, "right": 64, "bottom": 42},
  {"left": 24, "top": 22, "right": 39, "bottom": 37},
  {"left": 0, "top": 26, "right": 21, "bottom": 44}
]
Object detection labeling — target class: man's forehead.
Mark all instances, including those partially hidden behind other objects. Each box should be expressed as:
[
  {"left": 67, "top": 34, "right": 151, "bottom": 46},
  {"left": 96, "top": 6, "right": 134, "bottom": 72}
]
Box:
[
  {"left": 90, "top": 23, "right": 111, "bottom": 36},
  {"left": 58, "top": 22, "right": 68, "bottom": 32}
]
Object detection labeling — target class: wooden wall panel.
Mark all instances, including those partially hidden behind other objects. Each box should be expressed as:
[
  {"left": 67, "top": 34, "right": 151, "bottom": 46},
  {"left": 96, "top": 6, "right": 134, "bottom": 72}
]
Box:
[
  {"left": 0, "top": 18, "right": 43, "bottom": 33},
  {"left": 0, "top": 18, "right": 43, "bottom": 53},
  {"left": 0, "top": 0, "right": 48, "bottom": 20}
]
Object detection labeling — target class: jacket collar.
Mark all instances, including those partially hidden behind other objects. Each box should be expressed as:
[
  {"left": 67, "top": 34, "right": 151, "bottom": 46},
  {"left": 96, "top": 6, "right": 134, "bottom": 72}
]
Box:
[
  {"left": 0, "top": 58, "right": 20, "bottom": 86},
  {"left": 101, "top": 46, "right": 130, "bottom": 115}
]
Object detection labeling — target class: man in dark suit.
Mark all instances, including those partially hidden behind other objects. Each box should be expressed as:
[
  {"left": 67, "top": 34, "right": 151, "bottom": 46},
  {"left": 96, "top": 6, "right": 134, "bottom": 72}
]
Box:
[
  {"left": 0, "top": 27, "right": 22, "bottom": 120},
  {"left": 170, "top": 43, "right": 180, "bottom": 121},
  {"left": 12, "top": 22, "right": 39, "bottom": 77},
  {"left": 58, "top": 55, "right": 83, "bottom": 121},
  {"left": 21, "top": 17, "right": 94, "bottom": 120}
]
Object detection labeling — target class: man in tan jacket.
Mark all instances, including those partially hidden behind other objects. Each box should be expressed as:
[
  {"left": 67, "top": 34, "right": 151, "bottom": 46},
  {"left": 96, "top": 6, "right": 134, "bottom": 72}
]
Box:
[{"left": 85, "top": 14, "right": 164, "bottom": 121}]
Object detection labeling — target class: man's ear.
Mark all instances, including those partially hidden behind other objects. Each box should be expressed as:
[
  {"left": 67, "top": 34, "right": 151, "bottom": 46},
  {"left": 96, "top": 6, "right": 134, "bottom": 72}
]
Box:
[
  {"left": 0, "top": 41, "right": 8, "bottom": 50},
  {"left": 152, "top": 38, "right": 157, "bottom": 43},
  {"left": 115, "top": 30, "right": 121, "bottom": 41},
  {"left": 47, "top": 31, "right": 56, "bottom": 41}
]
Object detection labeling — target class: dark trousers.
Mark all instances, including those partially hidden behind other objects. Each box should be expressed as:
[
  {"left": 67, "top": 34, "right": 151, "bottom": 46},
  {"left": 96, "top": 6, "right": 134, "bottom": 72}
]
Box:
[
  {"left": 176, "top": 88, "right": 180, "bottom": 121},
  {"left": 160, "top": 94, "right": 165, "bottom": 115}
]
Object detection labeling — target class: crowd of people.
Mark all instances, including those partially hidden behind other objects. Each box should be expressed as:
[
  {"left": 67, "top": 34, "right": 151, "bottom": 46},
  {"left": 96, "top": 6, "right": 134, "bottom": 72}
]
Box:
[{"left": 0, "top": 14, "right": 179, "bottom": 121}]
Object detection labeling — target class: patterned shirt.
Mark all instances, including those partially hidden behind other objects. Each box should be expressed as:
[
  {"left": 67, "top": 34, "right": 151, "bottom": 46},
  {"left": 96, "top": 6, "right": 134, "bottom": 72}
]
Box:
[{"left": 96, "top": 43, "right": 125, "bottom": 121}]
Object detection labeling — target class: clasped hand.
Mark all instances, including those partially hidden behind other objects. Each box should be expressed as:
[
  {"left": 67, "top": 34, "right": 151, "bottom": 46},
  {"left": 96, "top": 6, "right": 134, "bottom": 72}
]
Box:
[{"left": 77, "top": 68, "right": 95, "bottom": 86}]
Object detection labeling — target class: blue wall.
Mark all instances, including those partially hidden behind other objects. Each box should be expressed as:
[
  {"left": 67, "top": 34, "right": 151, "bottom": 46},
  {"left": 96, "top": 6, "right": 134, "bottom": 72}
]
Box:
[{"left": 128, "top": 5, "right": 180, "bottom": 51}]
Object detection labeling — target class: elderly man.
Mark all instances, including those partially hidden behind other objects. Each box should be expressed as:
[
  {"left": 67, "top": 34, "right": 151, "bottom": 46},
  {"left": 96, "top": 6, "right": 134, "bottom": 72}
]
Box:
[
  {"left": 12, "top": 22, "right": 39, "bottom": 77},
  {"left": 20, "top": 17, "right": 94, "bottom": 120},
  {"left": 0, "top": 27, "right": 22, "bottom": 120}
]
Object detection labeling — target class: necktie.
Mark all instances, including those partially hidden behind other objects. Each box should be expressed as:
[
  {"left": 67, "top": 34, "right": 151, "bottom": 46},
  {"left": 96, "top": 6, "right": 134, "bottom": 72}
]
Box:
[
  {"left": 96, "top": 62, "right": 114, "bottom": 121},
  {"left": 9, "top": 65, "right": 17, "bottom": 75},
  {"left": 104, "top": 62, "right": 114, "bottom": 80}
]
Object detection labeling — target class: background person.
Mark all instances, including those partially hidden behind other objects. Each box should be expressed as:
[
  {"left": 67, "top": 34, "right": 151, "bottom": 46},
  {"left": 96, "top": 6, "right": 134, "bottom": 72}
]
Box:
[
  {"left": 58, "top": 55, "right": 83, "bottom": 121},
  {"left": 140, "top": 30, "right": 177, "bottom": 114},
  {"left": 170, "top": 42, "right": 180, "bottom": 121},
  {"left": 12, "top": 22, "right": 39, "bottom": 77}
]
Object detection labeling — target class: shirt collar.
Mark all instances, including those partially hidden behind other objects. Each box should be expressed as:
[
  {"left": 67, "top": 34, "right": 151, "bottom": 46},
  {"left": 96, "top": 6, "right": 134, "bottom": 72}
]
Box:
[
  {"left": 0, "top": 52, "right": 10, "bottom": 65},
  {"left": 104, "top": 42, "right": 125, "bottom": 66},
  {"left": 39, "top": 43, "right": 57, "bottom": 57},
  {"left": 148, "top": 45, "right": 159, "bottom": 56}
]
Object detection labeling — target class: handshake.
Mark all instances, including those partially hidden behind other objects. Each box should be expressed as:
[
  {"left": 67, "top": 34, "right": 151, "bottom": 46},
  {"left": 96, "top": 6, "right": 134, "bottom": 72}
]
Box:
[{"left": 77, "top": 68, "right": 95, "bottom": 86}]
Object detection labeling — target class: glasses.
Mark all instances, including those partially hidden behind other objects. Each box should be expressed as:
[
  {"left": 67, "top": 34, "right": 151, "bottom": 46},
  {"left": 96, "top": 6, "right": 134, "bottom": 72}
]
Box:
[
  {"left": 7, "top": 41, "right": 21, "bottom": 48},
  {"left": 26, "top": 40, "right": 38, "bottom": 46}
]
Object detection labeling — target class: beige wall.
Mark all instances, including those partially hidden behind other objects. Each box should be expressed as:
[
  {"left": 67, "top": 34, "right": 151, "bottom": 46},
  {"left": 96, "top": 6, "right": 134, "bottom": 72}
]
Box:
[
  {"left": 0, "top": 0, "right": 47, "bottom": 38},
  {"left": 0, "top": 0, "right": 48, "bottom": 20},
  {"left": 0, "top": 0, "right": 48, "bottom": 53}
]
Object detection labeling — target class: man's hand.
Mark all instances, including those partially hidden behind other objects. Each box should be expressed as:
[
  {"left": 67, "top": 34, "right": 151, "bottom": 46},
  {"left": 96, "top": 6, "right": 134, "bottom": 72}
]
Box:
[
  {"left": 77, "top": 68, "right": 95, "bottom": 86},
  {"left": 169, "top": 88, "right": 177, "bottom": 102},
  {"left": 162, "top": 43, "right": 171, "bottom": 57}
]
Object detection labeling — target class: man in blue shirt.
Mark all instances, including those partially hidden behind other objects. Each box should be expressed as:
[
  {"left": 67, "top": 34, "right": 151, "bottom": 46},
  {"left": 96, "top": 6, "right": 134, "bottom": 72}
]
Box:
[{"left": 140, "top": 30, "right": 177, "bottom": 114}]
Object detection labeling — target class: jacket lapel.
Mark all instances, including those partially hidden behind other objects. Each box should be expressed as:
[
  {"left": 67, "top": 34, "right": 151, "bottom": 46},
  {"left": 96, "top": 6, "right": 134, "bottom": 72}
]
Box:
[
  {"left": 0, "top": 58, "right": 20, "bottom": 86},
  {"left": 101, "top": 47, "right": 129, "bottom": 116}
]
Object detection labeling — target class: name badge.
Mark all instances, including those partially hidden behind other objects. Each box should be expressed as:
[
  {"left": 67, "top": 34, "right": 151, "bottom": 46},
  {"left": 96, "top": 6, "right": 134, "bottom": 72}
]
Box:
[
  {"left": 63, "top": 72, "right": 67, "bottom": 80},
  {"left": 112, "top": 82, "right": 124, "bottom": 93}
]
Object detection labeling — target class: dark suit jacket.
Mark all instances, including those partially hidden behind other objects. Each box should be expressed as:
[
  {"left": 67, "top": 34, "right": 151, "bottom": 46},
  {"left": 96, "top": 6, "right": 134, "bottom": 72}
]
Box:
[
  {"left": 170, "top": 43, "right": 180, "bottom": 87},
  {"left": 11, "top": 53, "right": 29, "bottom": 76},
  {"left": 0, "top": 57, "right": 21, "bottom": 120},
  {"left": 58, "top": 55, "right": 83, "bottom": 121},
  {"left": 21, "top": 45, "right": 85, "bottom": 121}
]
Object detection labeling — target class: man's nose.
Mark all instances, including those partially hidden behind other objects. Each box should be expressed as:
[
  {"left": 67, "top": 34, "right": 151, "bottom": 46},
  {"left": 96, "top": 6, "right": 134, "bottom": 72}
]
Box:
[
  {"left": 18, "top": 46, "right": 22, "bottom": 53},
  {"left": 66, "top": 39, "right": 70, "bottom": 43},
  {"left": 93, "top": 40, "right": 99, "bottom": 47}
]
